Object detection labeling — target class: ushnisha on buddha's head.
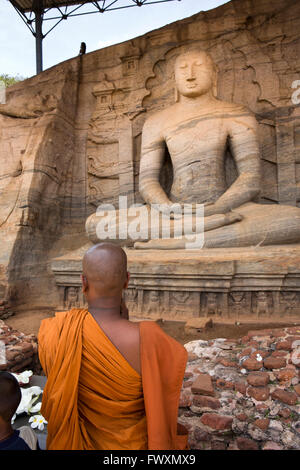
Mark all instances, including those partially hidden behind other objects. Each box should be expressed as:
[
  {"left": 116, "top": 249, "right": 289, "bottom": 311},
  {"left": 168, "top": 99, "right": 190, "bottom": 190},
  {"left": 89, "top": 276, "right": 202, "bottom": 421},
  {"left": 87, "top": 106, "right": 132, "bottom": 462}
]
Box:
[{"left": 174, "top": 49, "right": 217, "bottom": 100}]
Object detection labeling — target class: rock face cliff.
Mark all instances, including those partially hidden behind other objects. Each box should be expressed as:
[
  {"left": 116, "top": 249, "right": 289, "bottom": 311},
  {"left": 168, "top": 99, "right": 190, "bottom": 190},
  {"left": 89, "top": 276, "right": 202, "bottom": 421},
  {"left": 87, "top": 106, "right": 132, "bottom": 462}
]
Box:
[{"left": 0, "top": 0, "right": 299, "bottom": 315}]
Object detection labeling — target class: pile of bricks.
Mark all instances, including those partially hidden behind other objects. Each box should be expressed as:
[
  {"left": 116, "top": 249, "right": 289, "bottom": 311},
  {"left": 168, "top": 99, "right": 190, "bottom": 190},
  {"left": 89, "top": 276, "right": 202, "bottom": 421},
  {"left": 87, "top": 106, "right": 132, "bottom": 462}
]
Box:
[
  {"left": 0, "top": 320, "right": 41, "bottom": 373},
  {"left": 0, "top": 299, "right": 14, "bottom": 320},
  {"left": 179, "top": 326, "right": 300, "bottom": 450}
]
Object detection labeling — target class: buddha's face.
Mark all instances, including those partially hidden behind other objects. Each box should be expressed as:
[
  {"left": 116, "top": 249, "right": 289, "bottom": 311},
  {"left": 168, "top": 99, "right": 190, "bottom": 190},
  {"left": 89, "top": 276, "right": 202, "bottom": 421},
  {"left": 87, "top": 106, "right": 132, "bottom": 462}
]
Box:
[
  {"left": 231, "top": 293, "right": 244, "bottom": 302},
  {"left": 68, "top": 287, "right": 77, "bottom": 299},
  {"left": 175, "top": 51, "right": 214, "bottom": 98},
  {"left": 149, "top": 291, "right": 159, "bottom": 302}
]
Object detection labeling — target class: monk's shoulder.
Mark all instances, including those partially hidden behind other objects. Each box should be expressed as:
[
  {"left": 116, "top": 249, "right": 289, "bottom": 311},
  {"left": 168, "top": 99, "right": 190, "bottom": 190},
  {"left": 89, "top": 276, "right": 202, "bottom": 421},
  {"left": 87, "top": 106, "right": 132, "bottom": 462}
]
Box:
[
  {"left": 39, "top": 309, "right": 81, "bottom": 339},
  {"left": 140, "top": 321, "right": 187, "bottom": 364},
  {"left": 140, "top": 320, "right": 179, "bottom": 344},
  {"left": 122, "top": 319, "right": 141, "bottom": 343},
  {"left": 124, "top": 320, "right": 159, "bottom": 346},
  {"left": 38, "top": 311, "right": 66, "bottom": 336}
]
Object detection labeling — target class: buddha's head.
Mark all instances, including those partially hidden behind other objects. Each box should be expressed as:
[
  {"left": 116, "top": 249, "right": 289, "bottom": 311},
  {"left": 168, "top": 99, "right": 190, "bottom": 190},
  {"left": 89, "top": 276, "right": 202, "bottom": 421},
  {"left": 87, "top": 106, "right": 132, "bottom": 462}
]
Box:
[
  {"left": 257, "top": 291, "right": 268, "bottom": 300},
  {"left": 149, "top": 291, "right": 159, "bottom": 302},
  {"left": 174, "top": 49, "right": 216, "bottom": 99},
  {"left": 68, "top": 287, "right": 78, "bottom": 299}
]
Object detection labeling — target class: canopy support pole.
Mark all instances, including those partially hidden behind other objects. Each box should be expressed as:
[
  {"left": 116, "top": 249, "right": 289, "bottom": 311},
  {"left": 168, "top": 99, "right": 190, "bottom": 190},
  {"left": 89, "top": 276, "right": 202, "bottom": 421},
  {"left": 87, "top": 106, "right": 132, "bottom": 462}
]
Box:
[{"left": 34, "top": 0, "right": 44, "bottom": 74}]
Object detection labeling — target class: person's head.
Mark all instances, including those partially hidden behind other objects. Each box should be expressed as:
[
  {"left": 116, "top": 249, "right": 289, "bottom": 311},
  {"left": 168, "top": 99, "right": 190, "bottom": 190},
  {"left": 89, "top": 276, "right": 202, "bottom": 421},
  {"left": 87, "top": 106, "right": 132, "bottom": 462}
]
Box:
[
  {"left": 174, "top": 49, "right": 216, "bottom": 99},
  {"left": 81, "top": 242, "right": 129, "bottom": 306},
  {"left": 0, "top": 371, "right": 21, "bottom": 425}
]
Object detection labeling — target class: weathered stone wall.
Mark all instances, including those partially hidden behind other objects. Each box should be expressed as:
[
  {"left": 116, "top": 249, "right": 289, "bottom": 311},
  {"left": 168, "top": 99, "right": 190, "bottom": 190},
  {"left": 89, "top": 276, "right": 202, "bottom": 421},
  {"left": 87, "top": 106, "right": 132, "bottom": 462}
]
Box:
[{"left": 0, "top": 62, "right": 81, "bottom": 314}]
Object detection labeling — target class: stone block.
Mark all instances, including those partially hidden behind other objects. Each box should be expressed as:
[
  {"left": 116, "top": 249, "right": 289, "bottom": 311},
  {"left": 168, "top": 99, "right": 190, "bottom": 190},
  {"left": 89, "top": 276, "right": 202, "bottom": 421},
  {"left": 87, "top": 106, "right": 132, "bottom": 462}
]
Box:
[{"left": 191, "top": 373, "right": 215, "bottom": 397}]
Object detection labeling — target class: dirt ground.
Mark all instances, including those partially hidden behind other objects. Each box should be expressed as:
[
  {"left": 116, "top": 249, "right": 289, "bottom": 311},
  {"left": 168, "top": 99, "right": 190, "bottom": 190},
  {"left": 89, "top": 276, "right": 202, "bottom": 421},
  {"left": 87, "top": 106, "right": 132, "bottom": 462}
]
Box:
[
  {"left": 5, "top": 310, "right": 300, "bottom": 345},
  {"left": 6, "top": 311, "right": 53, "bottom": 337},
  {"left": 159, "top": 319, "right": 300, "bottom": 344}
]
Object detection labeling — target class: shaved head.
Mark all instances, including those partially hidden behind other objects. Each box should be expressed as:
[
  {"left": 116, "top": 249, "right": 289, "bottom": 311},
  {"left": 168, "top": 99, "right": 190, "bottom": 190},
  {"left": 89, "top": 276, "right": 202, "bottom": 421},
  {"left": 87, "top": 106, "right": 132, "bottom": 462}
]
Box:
[
  {"left": 0, "top": 372, "right": 21, "bottom": 422},
  {"left": 82, "top": 243, "right": 128, "bottom": 298}
]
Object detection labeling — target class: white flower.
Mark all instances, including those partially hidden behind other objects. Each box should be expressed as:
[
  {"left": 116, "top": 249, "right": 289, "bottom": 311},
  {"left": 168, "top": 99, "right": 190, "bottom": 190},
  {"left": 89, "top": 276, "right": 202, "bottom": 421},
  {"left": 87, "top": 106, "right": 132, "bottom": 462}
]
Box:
[
  {"left": 256, "top": 354, "right": 263, "bottom": 362},
  {"left": 30, "top": 401, "right": 42, "bottom": 413},
  {"left": 16, "top": 386, "right": 42, "bottom": 415},
  {"left": 240, "top": 368, "right": 247, "bottom": 374},
  {"left": 12, "top": 370, "right": 33, "bottom": 385},
  {"left": 29, "top": 415, "right": 47, "bottom": 431}
]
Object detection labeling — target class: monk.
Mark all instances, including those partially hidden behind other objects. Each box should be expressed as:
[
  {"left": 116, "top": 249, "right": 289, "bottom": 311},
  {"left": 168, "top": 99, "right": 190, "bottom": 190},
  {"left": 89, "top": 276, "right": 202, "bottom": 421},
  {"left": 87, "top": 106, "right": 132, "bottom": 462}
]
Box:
[{"left": 38, "top": 242, "right": 188, "bottom": 450}]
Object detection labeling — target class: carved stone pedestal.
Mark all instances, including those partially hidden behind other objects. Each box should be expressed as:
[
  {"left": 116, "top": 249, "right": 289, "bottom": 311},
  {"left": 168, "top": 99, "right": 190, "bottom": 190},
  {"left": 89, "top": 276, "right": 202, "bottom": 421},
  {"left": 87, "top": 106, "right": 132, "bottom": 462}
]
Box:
[{"left": 51, "top": 244, "right": 300, "bottom": 321}]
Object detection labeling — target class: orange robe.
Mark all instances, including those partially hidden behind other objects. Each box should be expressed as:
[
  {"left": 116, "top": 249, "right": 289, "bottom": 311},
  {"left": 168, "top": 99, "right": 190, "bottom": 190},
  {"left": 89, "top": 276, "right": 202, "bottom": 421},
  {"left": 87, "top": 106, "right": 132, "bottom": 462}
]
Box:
[{"left": 38, "top": 308, "right": 188, "bottom": 450}]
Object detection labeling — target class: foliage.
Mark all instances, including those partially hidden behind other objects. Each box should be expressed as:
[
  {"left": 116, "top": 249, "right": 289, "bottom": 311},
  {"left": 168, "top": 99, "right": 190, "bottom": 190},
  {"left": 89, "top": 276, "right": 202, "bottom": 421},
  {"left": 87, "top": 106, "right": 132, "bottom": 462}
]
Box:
[{"left": 0, "top": 74, "right": 26, "bottom": 87}]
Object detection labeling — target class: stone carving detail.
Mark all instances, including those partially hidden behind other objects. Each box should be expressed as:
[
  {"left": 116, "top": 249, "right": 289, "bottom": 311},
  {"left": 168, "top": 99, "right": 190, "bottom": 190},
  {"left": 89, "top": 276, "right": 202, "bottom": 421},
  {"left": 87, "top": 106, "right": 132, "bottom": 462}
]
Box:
[
  {"left": 87, "top": 141, "right": 120, "bottom": 207},
  {"left": 170, "top": 291, "right": 199, "bottom": 317},
  {"left": 229, "top": 292, "right": 248, "bottom": 318},
  {"left": 57, "top": 286, "right": 87, "bottom": 311},
  {"left": 121, "top": 54, "right": 140, "bottom": 77},
  {"left": 254, "top": 291, "right": 272, "bottom": 317},
  {"left": 91, "top": 78, "right": 115, "bottom": 118},
  {"left": 204, "top": 293, "right": 221, "bottom": 317},
  {"left": 145, "top": 290, "right": 161, "bottom": 315},
  {"left": 280, "top": 292, "right": 300, "bottom": 315},
  {"left": 87, "top": 62, "right": 149, "bottom": 208},
  {"left": 64, "top": 286, "right": 80, "bottom": 310},
  {"left": 117, "top": 287, "right": 300, "bottom": 320},
  {"left": 125, "top": 288, "right": 138, "bottom": 314}
]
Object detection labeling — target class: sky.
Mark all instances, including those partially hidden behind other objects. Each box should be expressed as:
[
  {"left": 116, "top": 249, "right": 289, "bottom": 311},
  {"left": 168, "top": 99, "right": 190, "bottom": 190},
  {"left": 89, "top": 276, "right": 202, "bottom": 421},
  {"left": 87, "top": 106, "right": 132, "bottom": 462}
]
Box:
[{"left": 0, "top": 0, "right": 229, "bottom": 78}]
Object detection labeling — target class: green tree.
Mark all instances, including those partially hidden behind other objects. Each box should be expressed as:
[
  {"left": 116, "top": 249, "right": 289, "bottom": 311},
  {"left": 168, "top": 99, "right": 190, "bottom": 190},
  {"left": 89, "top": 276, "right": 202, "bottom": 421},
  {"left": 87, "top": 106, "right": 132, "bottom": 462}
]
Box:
[{"left": 0, "top": 74, "right": 25, "bottom": 87}]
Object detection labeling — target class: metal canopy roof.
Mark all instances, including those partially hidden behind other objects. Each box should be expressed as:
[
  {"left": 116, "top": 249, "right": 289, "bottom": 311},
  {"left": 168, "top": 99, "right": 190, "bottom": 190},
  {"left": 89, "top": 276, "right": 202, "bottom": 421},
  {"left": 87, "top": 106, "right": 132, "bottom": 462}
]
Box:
[
  {"left": 10, "top": 0, "right": 179, "bottom": 14},
  {"left": 10, "top": 1, "right": 93, "bottom": 13},
  {"left": 8, "top": 0, "right": 181, "bottom": 74}
]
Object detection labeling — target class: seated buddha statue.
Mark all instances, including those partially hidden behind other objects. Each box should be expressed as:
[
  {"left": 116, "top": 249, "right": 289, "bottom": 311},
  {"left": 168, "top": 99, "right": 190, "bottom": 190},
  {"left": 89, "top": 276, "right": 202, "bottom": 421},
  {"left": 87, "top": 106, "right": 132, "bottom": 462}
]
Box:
[{"left": 86, "top": 48, "right": 300, "bottom": 249}]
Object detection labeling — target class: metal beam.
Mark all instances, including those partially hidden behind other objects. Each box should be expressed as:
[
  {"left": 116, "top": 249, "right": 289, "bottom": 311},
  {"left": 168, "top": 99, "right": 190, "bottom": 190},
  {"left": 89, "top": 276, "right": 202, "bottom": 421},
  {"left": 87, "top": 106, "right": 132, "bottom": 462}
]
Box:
[{"left": 34, "top": 0, "right": 44, "bottom": 74}]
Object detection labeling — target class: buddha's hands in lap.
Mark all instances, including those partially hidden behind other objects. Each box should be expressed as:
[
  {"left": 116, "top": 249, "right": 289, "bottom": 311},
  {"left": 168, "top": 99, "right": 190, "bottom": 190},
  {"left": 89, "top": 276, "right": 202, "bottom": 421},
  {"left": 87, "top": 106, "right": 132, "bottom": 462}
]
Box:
[
  {"left": 133, "top": 210, "right": 243, "bottom": 249},
  {"left": 157, "top": 201, "right": 241, "bottom": 220},
  {"left": 158, "top": 202, "right": 226, "bottom": 219},
  {"left": 203, "top": 202, "right": 226, "bottom": 217},
  {"left": 223, "top": 211, "right": 243, "bottom": 225}
]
